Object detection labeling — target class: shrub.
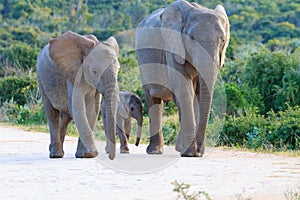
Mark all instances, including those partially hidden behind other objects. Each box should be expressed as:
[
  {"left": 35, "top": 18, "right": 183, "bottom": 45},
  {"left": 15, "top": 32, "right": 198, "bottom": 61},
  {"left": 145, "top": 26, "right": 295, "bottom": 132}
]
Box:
[
  {"left": 243, "top": 49, "right": 300, "bottom": 114},
  {"left": 218, "top": 108, "right": 266, "bottom": 147},
  {"left": 162, "top": 115, "right": 179, "bottom": 145},
  {"left": 0, "top": 75, "right": 38, "bottom": 106},
  {"left": 218, "top": 106, "right": 300, "bottom": 150},
  {"left": 172, "top": 180, "right": 212, "bottom": 200},
  {"left": 271, "top": 106, "right": 300, "bottom": 150},
  {"left": 0, "top": 99, "right": 46, "bottom": 125},
  {"left": 225, "top": 82, "right": 264, "bottom": 116},
  {"left": 1, "top": 42, "right": 39, "bottom": 71}
]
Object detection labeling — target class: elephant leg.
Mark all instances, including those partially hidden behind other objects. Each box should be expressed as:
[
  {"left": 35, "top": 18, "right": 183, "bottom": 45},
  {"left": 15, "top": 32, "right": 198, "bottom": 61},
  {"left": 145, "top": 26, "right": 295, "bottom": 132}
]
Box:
[
  {"left": 144, "top": 87, "right": 164, "bottom": 154},
  {"left": 124, "top": 118, "right": 131, "bottom": 140},
  {"left": 168, "top": 68, "right": 199, "bottom": 157},
  {"left": 39, "top": 82, "right": 63, "bottom": 158},
  {"left": 59, "top": 111, "right": 72, "bottom": 148},
  {"left": 119, "top": 117, "right": 132, "bottom": 153},
  {"left": 172, "top": 94, "right": 182, "bottom": 152},
  {"left": 48, "top": 108, "right": 63, "bottom": 158},
  {"left": 196, "top": 76, "right": 213, "bottom": 156},
  {"left": 44, "top": 100, "right": 63, "bottom": 158},
  {"left": 116, "top": 119, "right": 129, "bottom": 153},
  {"left": 75, "top": 94, "right": 99, "bottom": 158}
]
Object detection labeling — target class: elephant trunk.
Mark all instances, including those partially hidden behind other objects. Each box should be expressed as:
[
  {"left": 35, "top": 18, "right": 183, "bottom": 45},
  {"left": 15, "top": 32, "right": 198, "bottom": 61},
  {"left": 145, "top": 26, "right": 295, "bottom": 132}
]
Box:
[
  {"left": 191, "top": 46, "right": 218, "bottom": 155},
  {"left": 196, "top": 73, "right": 216, "bottom": 155},
  {"left": 135, "top": 116, "right": 143, "bottom": 146},
  {"left": 102, "top": 72, "right": 118, "bottom": 160},
  {"left": 72, "top": 69, "right": 98, "bottom": 157}
]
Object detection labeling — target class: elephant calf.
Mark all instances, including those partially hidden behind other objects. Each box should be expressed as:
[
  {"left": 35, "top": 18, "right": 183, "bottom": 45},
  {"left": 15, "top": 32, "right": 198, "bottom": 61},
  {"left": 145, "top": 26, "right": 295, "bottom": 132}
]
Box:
[{"left": 102, "top": 91, "right": 143, "bottom": 153}]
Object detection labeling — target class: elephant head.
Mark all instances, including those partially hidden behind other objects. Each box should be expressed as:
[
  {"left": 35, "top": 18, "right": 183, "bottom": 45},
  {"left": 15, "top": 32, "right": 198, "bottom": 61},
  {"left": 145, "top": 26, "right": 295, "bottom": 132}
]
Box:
[
  {"left": 160, "top": 1, "right": 230, "bottom": 87},
  {"left": 49, "top": 31, "right": 120, "bottom": 160},
  {"left": 118, "top": 91, "right": 143, "bottom": 146}
]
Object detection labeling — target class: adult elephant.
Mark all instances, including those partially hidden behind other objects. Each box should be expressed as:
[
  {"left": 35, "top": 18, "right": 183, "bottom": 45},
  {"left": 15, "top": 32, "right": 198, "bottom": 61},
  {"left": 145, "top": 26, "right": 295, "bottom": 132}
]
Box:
[
  {"left": 37, "top": 31, "right": 120, "bottom": 160},
  {"left": 136, "top": 0, "right": 230, "bottom": 157},
  {"left": 101, "top": 91, "right": 143, "bottom": 153}
]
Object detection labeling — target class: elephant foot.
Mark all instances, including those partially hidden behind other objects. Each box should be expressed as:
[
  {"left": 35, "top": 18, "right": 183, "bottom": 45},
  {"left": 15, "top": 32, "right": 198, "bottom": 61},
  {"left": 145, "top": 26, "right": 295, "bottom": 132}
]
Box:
[
  {"left": 105, "top": 145, "right": 109, "bottom": 154},
  {"left": 175, "top": 142, "right": 181, "bottom": 152},
  {"left": 180, "top": 140, "right": 202, "bottom": 157},
  {"left": 197, "top": 143, "right": 205, "bottom": 157},
  {"left": 83, "top": 151, "right": 99, "bottom": 158},
  {"left": 181, "top": 143, "right": 201, "bottom": 157},
  {"left": 75, "top": 138, "right": 98, "bottom": 158},
  {"left": 75, "top": 150, "right": 99, "bottom": 158},
  {"left": 49, "top": 144, "right": 64, "bottom": 158},
  {"left": 146, "top": 143, "right": 164, "bottom": 154},
  {"left": 120, "top": 146, "right": 129, "bottom": 154}
]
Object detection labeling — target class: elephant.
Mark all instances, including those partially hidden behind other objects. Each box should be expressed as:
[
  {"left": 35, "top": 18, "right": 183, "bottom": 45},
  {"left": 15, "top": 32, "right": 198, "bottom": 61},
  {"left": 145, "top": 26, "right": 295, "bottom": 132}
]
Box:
[
  {"left": 101, "top": 91, "right": 143, "bottom": 153},
  {"left": 136, "top": 0, "right": 230, "bottom": 157},
  {"left": 37, "top": 31, "right": 120, "bottom": 160}
]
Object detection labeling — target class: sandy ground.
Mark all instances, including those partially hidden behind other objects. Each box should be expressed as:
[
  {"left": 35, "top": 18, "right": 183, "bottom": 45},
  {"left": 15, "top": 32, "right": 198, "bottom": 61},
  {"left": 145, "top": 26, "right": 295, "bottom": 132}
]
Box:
[{"left": 0, "top": 126, "right": 299, "bottom": 200}]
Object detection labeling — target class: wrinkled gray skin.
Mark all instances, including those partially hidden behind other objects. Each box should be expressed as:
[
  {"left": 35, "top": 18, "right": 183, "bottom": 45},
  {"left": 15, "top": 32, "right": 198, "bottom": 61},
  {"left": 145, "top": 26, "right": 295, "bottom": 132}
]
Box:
[
  {"left": 102, "top": 91, "right": 143, "bottom": 153},
  {"left": 136, "top": 0, "right": 230, "bottom": 157},
  {"left": 37, "top": 31, "right": 119, "bottom": 160}
]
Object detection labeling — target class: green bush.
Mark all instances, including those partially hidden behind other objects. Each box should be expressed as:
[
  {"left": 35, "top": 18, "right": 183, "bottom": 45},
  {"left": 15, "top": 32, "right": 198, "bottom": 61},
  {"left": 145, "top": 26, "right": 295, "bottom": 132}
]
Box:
[
  {"left": 219, "top": 106, "right": 300, "bottom": 150},
  {"left": 225, "top": 82, "right": 264, "bottom": 116},
  {"left": 244, "top": 49, "right": 300, "bottom": 114},
  {"left": 162, "top": 115, "right": 179, "bottom": 145},
  {"left": 266, "top": 38, "right": 300, "bottom": 53},
  {"left": 270, "top": 106, "right": 300, "bottom": 150},
  {"left": 0, "top": 75, "right": 38, "bottom": 106},
  {"left": 1, "top": 99, "right": 46, "bottom": 125},
  {"left": 218, "top": 108, "right": 266, "bottom": 147},
  {"left": 1, "top": 42, "right": 39, "bottom": 70}
]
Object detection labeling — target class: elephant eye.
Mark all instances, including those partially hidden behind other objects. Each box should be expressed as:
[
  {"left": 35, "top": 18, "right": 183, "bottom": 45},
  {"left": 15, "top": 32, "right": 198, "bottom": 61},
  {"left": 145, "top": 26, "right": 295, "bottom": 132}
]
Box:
[
  {"left": 93, "top": 70, "right": 98, "bottom": 75},
  {"left": 220, "top": 37, "right": 226, "bottom": 44},
  {"left": 130, "top": 107, "right": 134, "bottom": 111}
]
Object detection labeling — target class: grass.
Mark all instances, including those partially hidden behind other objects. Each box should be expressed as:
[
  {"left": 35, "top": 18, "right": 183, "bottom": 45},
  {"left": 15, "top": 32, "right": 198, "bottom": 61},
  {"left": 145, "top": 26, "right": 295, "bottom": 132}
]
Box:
[
  {"left": 215, "top": 145, "right": 300, "bottom": 157},
  {"left": 172, "top": 181, "right": 300, "bottom": 200},
  {"left": 285, "top": 187, "right": 300, "bottom": 200},
  {"left": 172, "top": 180, "right": 212, "bottom": 200}
]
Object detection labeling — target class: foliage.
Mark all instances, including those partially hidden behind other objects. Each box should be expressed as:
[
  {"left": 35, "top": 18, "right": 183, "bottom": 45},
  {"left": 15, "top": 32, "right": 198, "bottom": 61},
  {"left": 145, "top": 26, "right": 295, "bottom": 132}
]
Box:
[
  {"left": 0, "top": 99, "right": 47, "bottom": 125},
  {"left": 285, "top": 187, "right": 300, "bottom": 200},
  {"left": 0, "top": 0, "right": 300, "bottom": 55},
  {"left": 0, "top": 75, "right": 38, "bottom": 106},
  {"left": 218, "top": 106, "right": 300, "bottom": 150},
  {"left": 224, "top": 82, "right": 264, "bottom": 117},
  {"left": 172, "top": 180, "right": 212, "bottom": 200},
  {"left": 163, "top": 115, "right": 180, "bottom": 145},
  {"left": 0, "top": 0, "right": 299, "bottom": 153},
  {"left": 244, "top": 49, "right": 300, "bottom": 113},
  {"left": 1, "top": 42, "right": 39, "bottom": 72}
]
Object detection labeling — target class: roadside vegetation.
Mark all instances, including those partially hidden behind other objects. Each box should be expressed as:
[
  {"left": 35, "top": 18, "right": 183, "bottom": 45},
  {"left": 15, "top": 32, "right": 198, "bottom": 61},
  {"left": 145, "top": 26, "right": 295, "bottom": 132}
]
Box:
[
  {"left": 0, "top": 0, "right": 299, "bottom": 153},
  {"left": 172, "top": 181, "right": 300, "bottom": 200}
]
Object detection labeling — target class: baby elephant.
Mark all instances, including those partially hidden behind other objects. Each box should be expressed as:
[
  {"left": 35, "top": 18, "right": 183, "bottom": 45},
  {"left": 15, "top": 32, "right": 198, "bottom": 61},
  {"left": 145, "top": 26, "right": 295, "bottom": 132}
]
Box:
[{"left": 102, "top": 91, "right": 143, "bottom": 153}]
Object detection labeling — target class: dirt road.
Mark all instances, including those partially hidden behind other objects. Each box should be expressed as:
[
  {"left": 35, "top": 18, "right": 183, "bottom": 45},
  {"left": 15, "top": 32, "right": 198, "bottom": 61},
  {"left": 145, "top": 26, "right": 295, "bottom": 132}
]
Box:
[{"left": 0, "top": 126, "right": 299, "bottom": 200}]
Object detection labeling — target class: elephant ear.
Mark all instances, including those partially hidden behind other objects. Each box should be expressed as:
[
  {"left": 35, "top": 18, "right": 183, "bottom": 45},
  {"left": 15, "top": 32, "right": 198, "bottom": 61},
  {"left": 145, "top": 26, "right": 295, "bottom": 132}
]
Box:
[
  {"left": 215, "top": 5, "right": 230, "bottom": 68},
  {"left": 118, "top": 102, "right": 130, "bottom": 119},
  {"left": 103, "top": 36, "right": 119, "bottom": 58},
  {"left": 160, "top": 1, "right": 191, "bottom": 65},
  {"left": 84, "top": 34, "right": 99, "bottom": 43},
  {"left": 215, "top": 5, "right": 227, "bottom": 16},
  {"left": 117, "top": 92, "right": 130, "bottom": 119},
  {"left": 49, "top": 31, "right": 96, "bottom": 83}
]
